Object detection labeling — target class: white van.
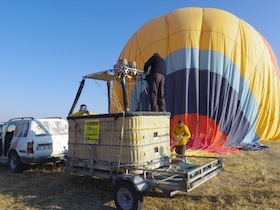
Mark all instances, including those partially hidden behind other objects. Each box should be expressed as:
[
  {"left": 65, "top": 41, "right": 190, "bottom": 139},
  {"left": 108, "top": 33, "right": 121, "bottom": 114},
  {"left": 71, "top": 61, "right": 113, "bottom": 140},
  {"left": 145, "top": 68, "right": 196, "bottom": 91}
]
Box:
[{"left": 0, "top": 117, "right": 68, "bottom": 173}]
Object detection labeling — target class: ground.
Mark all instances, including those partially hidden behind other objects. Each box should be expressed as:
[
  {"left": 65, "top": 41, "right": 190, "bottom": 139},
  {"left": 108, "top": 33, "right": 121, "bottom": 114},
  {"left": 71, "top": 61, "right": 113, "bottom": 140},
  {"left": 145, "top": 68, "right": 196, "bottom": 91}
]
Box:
[{"left": 0, "top": 141, "right": 279, "bottom": 210}]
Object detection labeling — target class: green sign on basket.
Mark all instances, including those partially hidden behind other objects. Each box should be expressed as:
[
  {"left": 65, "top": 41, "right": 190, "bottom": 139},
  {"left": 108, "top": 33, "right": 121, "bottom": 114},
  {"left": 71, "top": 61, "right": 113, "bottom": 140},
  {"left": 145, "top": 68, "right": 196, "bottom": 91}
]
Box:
[{"left": 84, "top": 120, "right": 100, "bottom": 144}]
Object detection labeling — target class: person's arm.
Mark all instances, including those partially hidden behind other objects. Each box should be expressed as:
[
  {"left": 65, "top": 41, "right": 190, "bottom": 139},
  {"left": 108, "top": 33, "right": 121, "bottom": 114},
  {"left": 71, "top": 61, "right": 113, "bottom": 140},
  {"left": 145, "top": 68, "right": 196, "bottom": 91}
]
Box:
[{"left": 183, "top": 126, "right": 191, "bottom": 139}]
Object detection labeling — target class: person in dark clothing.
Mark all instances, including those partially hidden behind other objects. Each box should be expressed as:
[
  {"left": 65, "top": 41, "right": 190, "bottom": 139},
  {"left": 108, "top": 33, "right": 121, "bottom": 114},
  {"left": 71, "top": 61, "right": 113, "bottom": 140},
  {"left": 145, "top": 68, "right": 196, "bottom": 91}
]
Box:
[{"left": 144, "top": 53, "right": 167, "bottom": 112}]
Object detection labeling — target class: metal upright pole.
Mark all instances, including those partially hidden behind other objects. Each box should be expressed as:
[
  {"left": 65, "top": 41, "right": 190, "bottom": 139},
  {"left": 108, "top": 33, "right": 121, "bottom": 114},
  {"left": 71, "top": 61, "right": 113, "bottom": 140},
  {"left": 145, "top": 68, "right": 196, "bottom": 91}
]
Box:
[
  {"left": 120, "top": 73, "right": 129, "bottom": 112},
  {"left": 68, "top": 77, "right": 86, "bottom": 116}
]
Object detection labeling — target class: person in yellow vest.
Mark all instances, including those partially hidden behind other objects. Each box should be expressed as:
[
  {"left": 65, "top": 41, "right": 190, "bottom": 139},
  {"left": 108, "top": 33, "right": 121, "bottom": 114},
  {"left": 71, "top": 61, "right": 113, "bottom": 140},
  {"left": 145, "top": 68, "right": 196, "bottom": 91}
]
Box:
[
  {"left": 172, "top": 120, "right": 191, "bottom": 156},
  {"left": 71, "top": 104, "right": 96, "bottom": 116}
]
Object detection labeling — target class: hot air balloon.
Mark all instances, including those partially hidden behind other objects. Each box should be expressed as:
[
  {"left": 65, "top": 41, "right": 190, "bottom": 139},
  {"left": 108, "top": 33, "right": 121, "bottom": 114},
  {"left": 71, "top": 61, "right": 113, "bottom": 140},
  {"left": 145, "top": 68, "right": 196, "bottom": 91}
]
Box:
[{"left": 109, "top": 7, "right": 280, "bottom": 152}]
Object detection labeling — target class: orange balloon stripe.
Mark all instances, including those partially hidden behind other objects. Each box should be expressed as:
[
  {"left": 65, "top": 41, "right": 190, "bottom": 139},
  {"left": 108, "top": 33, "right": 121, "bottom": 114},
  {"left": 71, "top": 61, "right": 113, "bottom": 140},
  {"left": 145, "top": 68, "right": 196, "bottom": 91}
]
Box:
[{"left": 171, "top": 113, "right": 238, "bottom": 153}]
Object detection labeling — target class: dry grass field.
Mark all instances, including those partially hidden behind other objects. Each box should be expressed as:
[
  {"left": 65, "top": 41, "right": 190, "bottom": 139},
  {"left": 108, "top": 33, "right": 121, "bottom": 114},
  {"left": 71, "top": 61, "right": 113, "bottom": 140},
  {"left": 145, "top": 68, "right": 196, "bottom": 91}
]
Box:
[{"left": 0, "top": 141, "right": 279, "bottom": 210}]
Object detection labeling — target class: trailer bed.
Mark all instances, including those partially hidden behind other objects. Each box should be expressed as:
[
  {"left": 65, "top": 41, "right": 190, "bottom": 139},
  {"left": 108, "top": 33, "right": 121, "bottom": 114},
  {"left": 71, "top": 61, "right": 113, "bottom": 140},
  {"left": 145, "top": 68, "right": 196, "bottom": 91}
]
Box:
[{"left": 66, "top": 155, "right": 222, "bottom": 196}]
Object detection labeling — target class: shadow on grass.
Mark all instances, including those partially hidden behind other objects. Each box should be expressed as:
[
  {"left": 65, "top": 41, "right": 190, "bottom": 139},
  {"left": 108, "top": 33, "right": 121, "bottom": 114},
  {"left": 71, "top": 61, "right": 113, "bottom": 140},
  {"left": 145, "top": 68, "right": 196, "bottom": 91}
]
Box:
[{"left": 0, "top": 163, "right": 116, "bottom": 210}]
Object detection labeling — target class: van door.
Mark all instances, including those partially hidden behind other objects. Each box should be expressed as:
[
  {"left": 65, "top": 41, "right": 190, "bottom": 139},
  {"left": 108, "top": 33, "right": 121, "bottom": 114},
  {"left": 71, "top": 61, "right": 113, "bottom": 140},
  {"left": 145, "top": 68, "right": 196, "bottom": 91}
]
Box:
[
  {"left": 4, "top": 122, "right": 16, "bottom": 156},
  {"left": 12, "top": 121, "right": 30, "bottom": 156},
  {"left": 0, "top": 123, "right": 4, "bottom": 156}
]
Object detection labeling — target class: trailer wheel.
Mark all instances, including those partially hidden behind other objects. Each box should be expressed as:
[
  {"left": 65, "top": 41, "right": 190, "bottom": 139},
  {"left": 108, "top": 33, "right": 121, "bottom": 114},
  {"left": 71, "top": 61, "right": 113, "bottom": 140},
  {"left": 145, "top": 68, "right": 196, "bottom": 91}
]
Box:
[
  {"left": 8, "top": 152, "right": 23, "bottom": 173},
  {"left": 114, "top": 181, "right": 143, "bottom": 210}
]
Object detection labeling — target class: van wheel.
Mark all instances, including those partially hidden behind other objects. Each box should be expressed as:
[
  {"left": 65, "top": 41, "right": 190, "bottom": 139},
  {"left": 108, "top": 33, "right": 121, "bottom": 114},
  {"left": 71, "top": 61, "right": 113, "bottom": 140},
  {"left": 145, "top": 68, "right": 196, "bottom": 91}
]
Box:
[{"left": 9, "top": 152, "right": 23, "bottom": 173}]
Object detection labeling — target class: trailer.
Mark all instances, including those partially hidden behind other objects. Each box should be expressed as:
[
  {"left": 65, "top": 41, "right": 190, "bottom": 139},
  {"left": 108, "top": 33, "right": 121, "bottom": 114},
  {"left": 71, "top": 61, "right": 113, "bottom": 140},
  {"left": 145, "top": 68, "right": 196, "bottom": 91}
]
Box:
[
  {"left": 66, "top": 60, "right": 223, "bottom": 210},
  {"left": 66, "top": 151, "right": 222, "bottom": 210}
]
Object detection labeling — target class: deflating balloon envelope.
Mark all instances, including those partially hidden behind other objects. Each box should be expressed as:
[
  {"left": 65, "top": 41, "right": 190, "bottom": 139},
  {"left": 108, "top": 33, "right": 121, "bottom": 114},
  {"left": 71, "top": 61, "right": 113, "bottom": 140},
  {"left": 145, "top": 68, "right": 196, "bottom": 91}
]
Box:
[{"left": 110, "top": 7, "right": 280, "bottom": 152}]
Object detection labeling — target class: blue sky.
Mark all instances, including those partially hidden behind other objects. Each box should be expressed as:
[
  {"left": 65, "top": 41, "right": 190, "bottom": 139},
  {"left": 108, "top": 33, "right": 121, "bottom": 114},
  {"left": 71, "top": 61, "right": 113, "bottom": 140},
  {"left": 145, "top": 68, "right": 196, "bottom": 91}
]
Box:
[{"left": 0, "top": 0, "right": 279, "bottom": 121}]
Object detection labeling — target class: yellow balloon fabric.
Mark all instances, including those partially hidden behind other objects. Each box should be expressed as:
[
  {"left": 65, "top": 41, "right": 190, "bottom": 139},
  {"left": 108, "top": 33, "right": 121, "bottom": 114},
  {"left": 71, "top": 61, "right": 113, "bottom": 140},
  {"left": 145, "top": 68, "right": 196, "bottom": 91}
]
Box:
[{"left": 111, "top": 7, "right": 280, "bottom": 151}]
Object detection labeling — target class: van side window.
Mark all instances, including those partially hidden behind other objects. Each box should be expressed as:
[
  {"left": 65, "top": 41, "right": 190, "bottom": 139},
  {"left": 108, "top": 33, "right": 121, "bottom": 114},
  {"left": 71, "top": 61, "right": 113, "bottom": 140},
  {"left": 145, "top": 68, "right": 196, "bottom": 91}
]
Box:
[
  {"left": 14, "top": 124, "right": 22, "bottom": 137},
  {"left": 14, "top": 123, "right": 29, "bottom": 137},
  {"left": 22, "top": 123, "right": 29, "bottom": 137},
  {"left": 34, "top": 121, "right": 48, "bottom": 136},
  {"left": 38, "top": 120, "right": 68, "bottom": 135},
  {"left": 52, "top": 121, "right": 68, "bottom": 135}
]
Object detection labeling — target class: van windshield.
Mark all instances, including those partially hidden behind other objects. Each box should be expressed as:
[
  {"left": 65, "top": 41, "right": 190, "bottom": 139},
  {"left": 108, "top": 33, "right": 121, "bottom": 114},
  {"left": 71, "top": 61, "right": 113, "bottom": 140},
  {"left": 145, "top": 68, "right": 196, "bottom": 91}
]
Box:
[{"left": 34, "top": 120, "right": 68, "bottom": 136}]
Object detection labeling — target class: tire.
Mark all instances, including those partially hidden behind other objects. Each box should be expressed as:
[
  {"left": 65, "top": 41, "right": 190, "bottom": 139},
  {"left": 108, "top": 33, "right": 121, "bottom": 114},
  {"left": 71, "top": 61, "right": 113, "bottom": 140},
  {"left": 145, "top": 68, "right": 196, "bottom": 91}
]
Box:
[
  {"left": 8, "top": 152, "right": 23, "bottom": 173},
  {"left": 114, "top": 181, "right": 143, "bottom": 210}
]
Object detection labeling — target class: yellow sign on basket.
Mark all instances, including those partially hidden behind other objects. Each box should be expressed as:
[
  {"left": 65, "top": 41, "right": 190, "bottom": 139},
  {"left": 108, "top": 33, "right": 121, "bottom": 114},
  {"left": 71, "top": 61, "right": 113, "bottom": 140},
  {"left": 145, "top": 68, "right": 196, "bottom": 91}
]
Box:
[{"left": 84, "top": 120, "right": 100, "bottom": 144}]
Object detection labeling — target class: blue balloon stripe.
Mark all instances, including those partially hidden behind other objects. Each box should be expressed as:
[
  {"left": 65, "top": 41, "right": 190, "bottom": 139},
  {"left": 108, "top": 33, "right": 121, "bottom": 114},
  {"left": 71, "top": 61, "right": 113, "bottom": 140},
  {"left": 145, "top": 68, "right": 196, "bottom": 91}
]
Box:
[
  {"left": 165, "top": 49, "right": 259, "bottom": 140},
  {"left": 130, "top": 48, "right": 260, "bottom": 145}
]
